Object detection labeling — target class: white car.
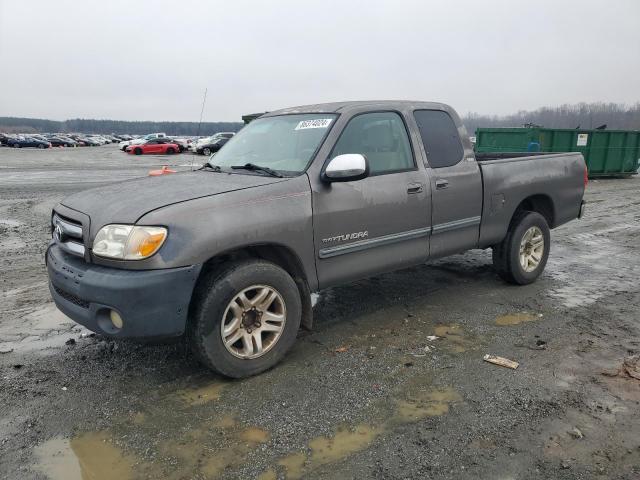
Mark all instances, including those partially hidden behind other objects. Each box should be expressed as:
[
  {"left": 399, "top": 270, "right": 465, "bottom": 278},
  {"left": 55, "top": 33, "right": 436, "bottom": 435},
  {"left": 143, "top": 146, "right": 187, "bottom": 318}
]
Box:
[{"left": 119, "top": 133, "right": 166, "bottom": 151}]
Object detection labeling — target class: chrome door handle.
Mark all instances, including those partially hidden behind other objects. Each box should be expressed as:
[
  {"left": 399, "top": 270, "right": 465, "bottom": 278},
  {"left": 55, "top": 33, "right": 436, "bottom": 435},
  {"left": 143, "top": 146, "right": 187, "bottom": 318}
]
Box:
[
  {"left": 407, "top": 183, "right": 424, "bottom": 194},
  {"left": 435, "top": 179, "right": 449, "bottom": 189}
]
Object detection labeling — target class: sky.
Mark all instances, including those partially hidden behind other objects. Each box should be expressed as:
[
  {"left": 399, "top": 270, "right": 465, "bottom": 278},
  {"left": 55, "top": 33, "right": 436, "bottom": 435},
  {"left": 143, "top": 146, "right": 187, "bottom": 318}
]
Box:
[{"left": 1, "top": 0, "right": 639, "bottom": 122}]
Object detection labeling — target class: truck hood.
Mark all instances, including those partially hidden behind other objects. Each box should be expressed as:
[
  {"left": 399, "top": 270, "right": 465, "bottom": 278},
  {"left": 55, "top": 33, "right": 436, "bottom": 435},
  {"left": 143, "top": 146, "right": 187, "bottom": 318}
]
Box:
[{"left": 60, "top": 171, "right": 288, "bottom": 229}]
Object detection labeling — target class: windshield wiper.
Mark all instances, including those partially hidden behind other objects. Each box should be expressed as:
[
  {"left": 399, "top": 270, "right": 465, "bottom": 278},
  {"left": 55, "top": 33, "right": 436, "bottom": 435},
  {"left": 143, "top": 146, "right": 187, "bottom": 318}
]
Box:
[
  {"left": 231, "top": 163, "right": 283, "bottom": 178},
  {"left": 199, "top": 161, "right": 221, "bottom": 172}
]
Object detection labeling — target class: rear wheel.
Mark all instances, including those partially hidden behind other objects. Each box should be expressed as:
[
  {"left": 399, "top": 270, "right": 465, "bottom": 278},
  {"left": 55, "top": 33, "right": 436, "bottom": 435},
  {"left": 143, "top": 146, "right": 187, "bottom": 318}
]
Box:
[
  {"left": 202, "top": 147, "right": 211, "bottom": 156},
  {"left": 188, "top": 259, "right": 302, "bottom": 378},
  {"left": 134, "top": 147, "right": 142, "bottom": 155},
  {"left": 12, "top": 143, "right": 20, "bottom": 148},
  {"left": 492, "top": 211, "right": 550, "bottom": 285},
  {"left": 38, "top": 144, "right": 45, "bottom": 149},
  {"left": 166, "top": 147, "right": 175, "bottom": 154}
]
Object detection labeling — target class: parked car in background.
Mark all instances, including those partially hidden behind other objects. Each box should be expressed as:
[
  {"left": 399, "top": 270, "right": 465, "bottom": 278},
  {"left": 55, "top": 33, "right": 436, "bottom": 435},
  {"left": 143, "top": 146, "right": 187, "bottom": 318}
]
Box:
[
  {"left": 126, "top": 138, "right": 180, "bottom": 155},
  {"left": 119, "top": 133, "right": 167, "bottom": 151},
  {"left": 76, "top": 136, "right": 101, "bottom": 146},
  {"left": 47, "top": 136, "right": 77, "bottom": 147},
  {"left": 9, "top": 137, "right": 51, "bottom": 148},
  {"left": 196, "top": 136, "right": 230, "bottom": 155},
  {"left": 192, "top": 132, "right": 235, "bottom": 153},
  {"left": 169, "top": 137, "right": 191, "bottom": 152}
]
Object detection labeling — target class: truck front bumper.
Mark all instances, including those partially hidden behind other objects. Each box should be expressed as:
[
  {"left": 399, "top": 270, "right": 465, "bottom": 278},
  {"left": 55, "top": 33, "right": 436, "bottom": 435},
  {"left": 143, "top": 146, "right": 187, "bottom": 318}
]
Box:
[{"left": 46, "top": 244, "right": 202, "bottom": 339}]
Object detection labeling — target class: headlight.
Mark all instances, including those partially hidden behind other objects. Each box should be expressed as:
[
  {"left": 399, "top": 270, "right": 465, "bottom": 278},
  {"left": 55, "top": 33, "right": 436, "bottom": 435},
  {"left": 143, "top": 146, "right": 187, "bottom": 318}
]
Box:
[{"left": 92, "top": 225, "right": 167, "bottom": 260}]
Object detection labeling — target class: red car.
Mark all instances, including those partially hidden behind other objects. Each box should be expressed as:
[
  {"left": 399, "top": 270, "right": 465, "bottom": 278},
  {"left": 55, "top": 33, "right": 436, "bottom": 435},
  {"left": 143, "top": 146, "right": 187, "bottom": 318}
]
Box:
[{"left": 126, "top": 139, "right": 180, "bottom": 155}]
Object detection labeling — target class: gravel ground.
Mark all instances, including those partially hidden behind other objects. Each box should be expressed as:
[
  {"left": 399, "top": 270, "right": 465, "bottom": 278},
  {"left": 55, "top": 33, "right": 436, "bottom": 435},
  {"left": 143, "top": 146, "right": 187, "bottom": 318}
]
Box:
[{"left": 0, "top": 145, "right": 639, "bottom": 480}]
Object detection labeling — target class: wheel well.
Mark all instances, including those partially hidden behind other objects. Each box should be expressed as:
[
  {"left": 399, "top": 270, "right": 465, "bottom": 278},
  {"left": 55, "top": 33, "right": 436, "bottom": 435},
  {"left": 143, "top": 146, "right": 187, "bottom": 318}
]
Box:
[
  {"left": 513, "top": 194, "right": 555, "bottom": 228},
  {"left": 194, "top": 245, "right": 313, "bottom": 330}
]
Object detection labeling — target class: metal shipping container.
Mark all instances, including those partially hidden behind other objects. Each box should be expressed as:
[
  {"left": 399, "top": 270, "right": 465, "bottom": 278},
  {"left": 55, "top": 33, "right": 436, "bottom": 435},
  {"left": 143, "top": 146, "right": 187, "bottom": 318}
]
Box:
[{"left": 475, "top": 127, "right": 640, "bottom": 177}]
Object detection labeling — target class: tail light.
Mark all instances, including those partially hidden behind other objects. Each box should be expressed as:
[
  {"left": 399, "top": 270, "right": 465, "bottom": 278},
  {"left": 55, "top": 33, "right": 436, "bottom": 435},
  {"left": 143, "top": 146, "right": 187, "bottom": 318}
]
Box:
[{"left": 584, "top": 166, "right": 589, "bottom": 187}]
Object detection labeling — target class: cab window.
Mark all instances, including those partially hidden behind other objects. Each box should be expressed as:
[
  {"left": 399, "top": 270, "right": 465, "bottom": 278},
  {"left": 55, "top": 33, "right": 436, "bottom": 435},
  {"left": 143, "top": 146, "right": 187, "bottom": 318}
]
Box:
[
  {"left": 413, "top": 110, "right": 464, "bottom": 168},
  {"left": 331, "top": 112, "right": 414, "bottom": 175}
]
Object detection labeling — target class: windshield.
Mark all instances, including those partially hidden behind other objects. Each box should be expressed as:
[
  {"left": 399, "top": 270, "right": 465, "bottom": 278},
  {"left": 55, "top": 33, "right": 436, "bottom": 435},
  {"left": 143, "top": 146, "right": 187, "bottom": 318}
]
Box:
[{"left": 210, "top": 113, "right": 337, "bottom": 174}]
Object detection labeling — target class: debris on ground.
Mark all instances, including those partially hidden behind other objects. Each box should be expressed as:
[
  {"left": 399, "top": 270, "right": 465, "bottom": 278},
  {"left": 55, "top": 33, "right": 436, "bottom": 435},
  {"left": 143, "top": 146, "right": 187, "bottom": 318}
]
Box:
[
  {"left": 623, "top": 355, "right": 640, "bottom": 380},
  {"left": 426, "top": 336, "right": 439, "bottom": 341},
  {"left": 65, "top": 338, "right": 76, "bottom": 346},
  {"left": 601, "top": 355, "right": 640, "bottom": 380},
  {"left": 483, "top": 354, "right": 519, "bottom": 369},
  {"left": 569, "top": 427, "right": 584, "bottom": 439},
  {"left": 334, "top": 346, "right": 349, "bottom": 353}
]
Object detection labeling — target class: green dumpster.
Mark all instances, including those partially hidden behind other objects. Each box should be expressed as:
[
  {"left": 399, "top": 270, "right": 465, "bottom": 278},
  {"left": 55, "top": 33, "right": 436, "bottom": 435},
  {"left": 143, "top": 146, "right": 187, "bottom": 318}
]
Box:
[{"left": 475, "top": 127, "right": 640, "bottom": 177}]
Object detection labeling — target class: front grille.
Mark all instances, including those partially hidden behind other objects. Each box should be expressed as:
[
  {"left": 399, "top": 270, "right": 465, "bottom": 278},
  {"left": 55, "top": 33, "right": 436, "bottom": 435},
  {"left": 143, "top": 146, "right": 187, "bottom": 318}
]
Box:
[
  {"left": 53, "top": 285, "right": 90, "bottom": 309},
  {"left": 52, "top": 212, "right": 85, "bottom": 258}
]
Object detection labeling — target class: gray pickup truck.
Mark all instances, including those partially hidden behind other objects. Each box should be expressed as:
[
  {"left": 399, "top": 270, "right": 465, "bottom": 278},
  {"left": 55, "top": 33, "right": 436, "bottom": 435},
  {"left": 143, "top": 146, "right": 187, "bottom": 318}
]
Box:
[{"left": 47, "top": 101, "right": 587, "bottom": 377}]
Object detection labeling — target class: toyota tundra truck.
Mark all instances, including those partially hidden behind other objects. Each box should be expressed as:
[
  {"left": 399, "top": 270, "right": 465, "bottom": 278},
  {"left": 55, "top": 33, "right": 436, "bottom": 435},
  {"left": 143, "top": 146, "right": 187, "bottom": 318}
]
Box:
[{"left": 47, "top": 101, "right": 587, "bottom": 377}]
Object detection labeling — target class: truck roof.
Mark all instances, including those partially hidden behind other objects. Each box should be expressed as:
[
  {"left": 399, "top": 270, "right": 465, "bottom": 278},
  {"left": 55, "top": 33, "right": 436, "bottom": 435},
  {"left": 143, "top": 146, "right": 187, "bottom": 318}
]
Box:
[{"left": 263, "top": 100, "right": 451, "bottom": 117}]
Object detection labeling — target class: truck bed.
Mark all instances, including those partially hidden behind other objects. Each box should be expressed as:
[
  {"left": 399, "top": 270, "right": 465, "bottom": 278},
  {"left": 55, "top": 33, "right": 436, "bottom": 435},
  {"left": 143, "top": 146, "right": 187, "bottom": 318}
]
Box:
[{"left": 475, "top": 152, "right": 586, "bottom": 248}]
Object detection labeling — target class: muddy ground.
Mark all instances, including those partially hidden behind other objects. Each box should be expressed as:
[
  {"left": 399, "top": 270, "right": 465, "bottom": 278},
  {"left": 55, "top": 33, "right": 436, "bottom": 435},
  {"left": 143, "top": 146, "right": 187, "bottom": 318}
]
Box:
[{"left": 0, "top": 145, "right": 639, "bottom": 480}]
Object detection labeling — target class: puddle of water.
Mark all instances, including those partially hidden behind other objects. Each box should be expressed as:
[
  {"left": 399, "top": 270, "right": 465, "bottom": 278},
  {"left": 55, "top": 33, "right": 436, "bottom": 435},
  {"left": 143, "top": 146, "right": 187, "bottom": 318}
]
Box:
[
  {"left": 395, "top": 387, "right": 462, "bottom": 422},
  {"left": 131, "top": 412, "right": 145, "bottom": 425},
  {"left": 308, "top": 424, "right": 381, "bottom": 467},
  {"left": 0, "top": 218, "right": 22, "bottom": 227},
  {"left": 257, "top": 468, "right": 278, "bottom": 480},
  {"left": 177, "top": 382, "right": 226, "bottom": 405},
  {"left": 495, "top": 312, "right": 540, "bottom": 326},
  {"left": 214, "top": 414, "right": 237, "bottom": 429},
  {"left": 156, "top": 420, "right": 270, "bottom": 479},
  {"left": 433, "top": 324, "right": 476, "bottom": 353},
  {"left": 271, "top": 424, "right": 381, "bottom": 480},
  {"left": 277, "top": 451, "right": 307, "bottom": 479},
  {"left": 238, "top": 426, "right": 270, "bottom": 444},
  {"left": 201, "top": 427, "right": 270, "bottom": 478},
  {"left": 34, "top": 432, "right": 136, "bottom": 480}
]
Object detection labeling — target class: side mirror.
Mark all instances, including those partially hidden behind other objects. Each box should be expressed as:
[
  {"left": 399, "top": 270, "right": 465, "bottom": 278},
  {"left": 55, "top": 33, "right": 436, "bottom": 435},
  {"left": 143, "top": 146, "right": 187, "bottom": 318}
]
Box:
[{"left": 322, "top": 154, "right": 369, "bottom": 182}]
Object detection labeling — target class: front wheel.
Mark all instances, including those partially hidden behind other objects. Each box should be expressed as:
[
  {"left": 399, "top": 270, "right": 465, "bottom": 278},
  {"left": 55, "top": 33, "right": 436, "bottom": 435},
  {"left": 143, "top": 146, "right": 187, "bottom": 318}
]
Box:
[
  {"left": 134, "top": 147, "right": 142, "bottom": 155},
  {"left": 12, "top": 143, "right": 20, "bottom": 148},
  {"left": 492, "top": 211, "right": 550, "bottom": 285},
  {"left": 188, "top": 259, "right": 301, "bottom": 378}
]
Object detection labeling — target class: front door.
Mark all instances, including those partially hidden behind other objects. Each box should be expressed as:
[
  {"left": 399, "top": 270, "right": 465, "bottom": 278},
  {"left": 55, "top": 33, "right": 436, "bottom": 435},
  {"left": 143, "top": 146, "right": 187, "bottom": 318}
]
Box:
[
  {"left": 312, "top": 111, "right": 431, "bottom": 289},
  {"left": 413, "top": 109, "right": 482, "bottom": 258}
]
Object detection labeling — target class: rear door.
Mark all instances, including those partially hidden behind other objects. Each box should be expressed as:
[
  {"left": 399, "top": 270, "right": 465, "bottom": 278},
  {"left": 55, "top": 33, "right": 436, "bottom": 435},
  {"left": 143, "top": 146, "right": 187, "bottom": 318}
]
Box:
[
  {"left": 413, "top": 109, "right": 482, "bottom": 258},
  {"left": 312, "top": 111, "right": 431, "bottom": 288}
]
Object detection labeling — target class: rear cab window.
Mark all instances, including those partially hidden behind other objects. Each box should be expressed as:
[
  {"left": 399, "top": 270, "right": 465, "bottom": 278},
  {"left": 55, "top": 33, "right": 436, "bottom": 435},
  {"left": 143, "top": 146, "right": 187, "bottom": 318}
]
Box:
[{"left": 413, "top": 110, "right": 464, "bottom": 168}]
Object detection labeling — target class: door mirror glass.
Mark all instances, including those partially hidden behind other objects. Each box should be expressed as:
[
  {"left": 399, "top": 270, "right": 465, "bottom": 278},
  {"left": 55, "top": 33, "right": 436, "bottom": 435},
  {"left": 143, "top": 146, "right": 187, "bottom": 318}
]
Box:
[{"left": 322, "top": 154, "right": 369, "bottom": 182}]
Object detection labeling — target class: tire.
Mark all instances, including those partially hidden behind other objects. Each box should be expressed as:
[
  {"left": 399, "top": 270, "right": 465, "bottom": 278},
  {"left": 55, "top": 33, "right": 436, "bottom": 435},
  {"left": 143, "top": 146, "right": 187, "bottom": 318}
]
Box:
[
  {"left": 166, "top": 147, "right": 175, "bottom": 154},
  {"left": 202, "top": 147, "right": 211, "bottom": 156},
  {"left": 492, "top": 211, "right": 550, "bottom": 285},
  {"left": 188, "top": 259, "right": 302, "bottom": 378},
  {"left": 38, "top": 144, "right": 45, "bottom": 149},
  {"left": 12, "top": 143, "right": 20, "bottom": 148},
  {"left": 134, "top": 147, "right": 142, "bottom": 155}
]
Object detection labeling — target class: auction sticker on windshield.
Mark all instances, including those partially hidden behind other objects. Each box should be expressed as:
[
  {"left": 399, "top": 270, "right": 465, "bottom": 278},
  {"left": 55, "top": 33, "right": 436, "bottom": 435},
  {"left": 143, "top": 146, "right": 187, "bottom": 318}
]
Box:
[{"left": 295, "top": 118, "right": 333, "bottom": 130}]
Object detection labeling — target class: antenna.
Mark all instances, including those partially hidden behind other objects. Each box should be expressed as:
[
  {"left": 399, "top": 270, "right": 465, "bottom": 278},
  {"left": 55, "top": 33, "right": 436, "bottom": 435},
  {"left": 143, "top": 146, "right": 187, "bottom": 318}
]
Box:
[{"left": 191, "top": 88, "right": 208, "bottom": 171}]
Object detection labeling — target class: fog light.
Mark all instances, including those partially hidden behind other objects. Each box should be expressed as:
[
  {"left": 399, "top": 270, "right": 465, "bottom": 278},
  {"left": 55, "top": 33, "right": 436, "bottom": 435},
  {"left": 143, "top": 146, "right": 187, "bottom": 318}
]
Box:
[{"left": 110, "top": 310, "right": 123, "bottom": 329}]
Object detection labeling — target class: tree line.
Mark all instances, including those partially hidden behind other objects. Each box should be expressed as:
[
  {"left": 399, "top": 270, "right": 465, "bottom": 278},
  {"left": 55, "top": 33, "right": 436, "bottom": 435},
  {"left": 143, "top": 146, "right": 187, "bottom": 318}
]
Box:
[
  {"left": 0, "top": 117, "right": 243, "bottom": 135},
  {"left": 462, "top": 102, "right": 640, "bottom": 135},
  {"left": 2, "top": 102, "right": 639, "bottom": 136}
]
